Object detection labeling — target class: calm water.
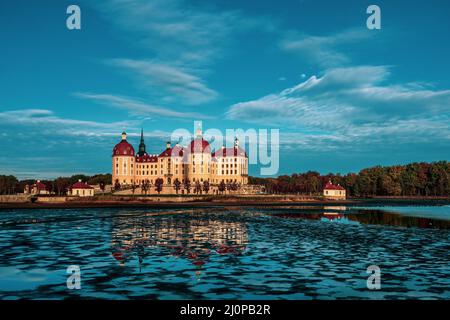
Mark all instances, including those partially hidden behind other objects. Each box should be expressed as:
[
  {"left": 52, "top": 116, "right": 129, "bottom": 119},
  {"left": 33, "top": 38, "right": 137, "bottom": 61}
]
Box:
[{"left": 0, "top": 204, "right": 449, "bottom": 300}]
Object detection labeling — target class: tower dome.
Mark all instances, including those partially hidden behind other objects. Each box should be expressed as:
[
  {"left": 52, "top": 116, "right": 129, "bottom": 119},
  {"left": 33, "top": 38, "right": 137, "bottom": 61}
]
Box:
[
  {"left": 112, "top": 132, "right": 135, "bottom": 156},
  {"left": 189, "top": 138, "right": 210, "bottom": 153},
  {"left": 189, "top": 125, "right": 211, "bottom": 153}
]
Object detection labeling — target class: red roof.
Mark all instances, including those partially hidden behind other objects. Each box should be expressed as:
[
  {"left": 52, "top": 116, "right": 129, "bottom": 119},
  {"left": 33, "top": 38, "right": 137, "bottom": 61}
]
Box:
[
  {"left": 212, "top": 146, "right": 247, "bottom": 158},
  {"left": 135, "top": 153, "right": 158, "bottom": 163},
  {"left": 159, "top": 145, "right": 184, "bottom": 158},
  {"left": 324, "top": 182, "right": 345, "bottom": 190},
  {"left": 113, "top": 140, "right": 135, "bottom": 157},
  {"left": 189, "top": 138, "right": 211, "bottom": 153},
  {"left": 71, "top": 181, "right": 94, "bottom": 189},
  {"left": 34, "top": 181, "right": 47, "bottom": 191}
]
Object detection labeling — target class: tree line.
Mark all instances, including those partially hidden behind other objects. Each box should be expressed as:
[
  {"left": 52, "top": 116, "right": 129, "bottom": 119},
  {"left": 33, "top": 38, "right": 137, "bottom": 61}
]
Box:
[
  {"left": 249, "top": 161, "right": 450, "bottom": 197},
  {"left": 2, "top": 161, "right": 449, "bottom": 197},
  {"left": 0, "top": 174, "right": 112, "bottom": 195}
]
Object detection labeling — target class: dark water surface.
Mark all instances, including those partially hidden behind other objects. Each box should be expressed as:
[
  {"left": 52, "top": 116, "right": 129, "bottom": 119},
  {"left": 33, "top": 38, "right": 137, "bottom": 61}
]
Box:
[{"left": 0, "top": 204, "right": 449, "bottom": 299}]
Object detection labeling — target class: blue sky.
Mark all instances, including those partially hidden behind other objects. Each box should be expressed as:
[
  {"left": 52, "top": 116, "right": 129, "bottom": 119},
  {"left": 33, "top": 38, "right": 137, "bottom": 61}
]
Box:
[{"left": 1, "top": 0, "right": 450, "bottom": 179}]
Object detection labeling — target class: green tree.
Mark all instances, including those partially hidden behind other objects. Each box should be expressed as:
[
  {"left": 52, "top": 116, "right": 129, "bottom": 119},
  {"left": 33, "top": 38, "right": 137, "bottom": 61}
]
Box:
[
  {"left": 173, "top": 178, "right": 181, "bottom": 194},
  {"left": 203, "top": 180, "right": 210, "bottom": 194},
  {"left": 155, "top": 178, "right": 164, "bottom": 194},
  {"left": 183, "top": 178, "right": 191, "bottom": 194}
]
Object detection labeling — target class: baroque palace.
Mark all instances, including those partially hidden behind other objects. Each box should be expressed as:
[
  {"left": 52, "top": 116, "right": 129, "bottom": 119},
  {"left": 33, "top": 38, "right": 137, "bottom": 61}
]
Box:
[{"left": 112, "top": 127, "right": 249, "bottom": 192}]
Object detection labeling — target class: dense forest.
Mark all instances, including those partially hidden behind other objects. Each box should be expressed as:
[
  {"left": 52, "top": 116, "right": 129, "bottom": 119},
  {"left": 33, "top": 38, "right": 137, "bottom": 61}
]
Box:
[
  {"left": 249, "top": 161, "right": 450, "bottom": 197},
  {"left": 0, "top": 174, "right": 112, "bottom": 195}
]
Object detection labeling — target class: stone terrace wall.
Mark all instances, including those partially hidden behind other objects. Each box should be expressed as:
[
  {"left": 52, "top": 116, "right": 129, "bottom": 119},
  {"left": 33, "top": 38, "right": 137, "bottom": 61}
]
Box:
[{"left": 0, "top": 195, "right": 30, "bottom": 203}]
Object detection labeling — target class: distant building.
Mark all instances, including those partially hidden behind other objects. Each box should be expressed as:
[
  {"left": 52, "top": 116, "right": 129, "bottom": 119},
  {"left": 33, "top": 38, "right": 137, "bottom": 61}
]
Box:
[
  {"left": 70, "top": 180, "right": 94, "bottom": 197},
  {"left": 112, "top": 128, "right": 249, "bottom": 192},
  {"left": 323, "top": 181, "right": 346, "bottom": 200},
  {"left": 24, "top": 180, "right": 50, "bottom": 195}
]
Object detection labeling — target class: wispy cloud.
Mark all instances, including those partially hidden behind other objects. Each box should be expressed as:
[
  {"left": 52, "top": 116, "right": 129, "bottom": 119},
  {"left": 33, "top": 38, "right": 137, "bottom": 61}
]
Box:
[
  {"left": 0, "top": 108, "right": 174, "bottom": 178},
  {"left": 87, "top": 0, "right": 267, "bottom": 66},
  {"left": 227, "top": 65, "right": 450, "bottom": 151},
  {"left": 75, "top": 93, "right": 213, "bottom": 119},
  {"left": 0, "top": 109, "right": 138, "bottom": 136},
  {"left": 280, "top": 29, "right": 373, "bottom": 68},
  {"left": 86, "top": 0, "right": 274, "bottom": 107},
  {"left": 105, "top": 0, "right": 231, "bottom": 64},
  {"left": 107, "top": 59, "right": 218, "bottom": 105}
]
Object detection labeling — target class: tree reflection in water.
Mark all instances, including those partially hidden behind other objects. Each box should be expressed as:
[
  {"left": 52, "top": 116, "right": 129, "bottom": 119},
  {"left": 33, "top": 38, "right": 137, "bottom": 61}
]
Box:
[{"left": 271, "top": 208, "right": 450, "bottom": 230}]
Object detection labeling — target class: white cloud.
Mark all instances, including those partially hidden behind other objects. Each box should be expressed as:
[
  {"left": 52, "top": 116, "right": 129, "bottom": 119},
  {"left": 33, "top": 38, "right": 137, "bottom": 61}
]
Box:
[
  {"left": 0, "top": 109, "right": 136, "bottom": 135},
  {"left": 0, "top": 108, "right": 174, "bottom": 178},
  {"left": 85, "top": 0, "right": 274, "bottom": 106},
  {"left": 280, "top": 29, "right": 373, "bottom": 68},
  {"left": 87, "top": 0, "right": 268, "bottom": 66},
  {"left": 108, "top": 59, "right": 218, "bottom": 105},
  {"left": 227, "top": 65, "right": 450, "bottom": 151},
  {"left": 104, "top": 0, "right": 231, "bottom": 63},
  {"left": 75, "top": 93, "right": 213, "bottom": 119}
]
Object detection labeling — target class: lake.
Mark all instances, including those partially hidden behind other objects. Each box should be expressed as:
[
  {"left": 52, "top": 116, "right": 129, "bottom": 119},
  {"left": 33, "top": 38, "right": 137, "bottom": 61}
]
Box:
[{"left": 0, "top": 203, "right": 449, "bottom": 299}]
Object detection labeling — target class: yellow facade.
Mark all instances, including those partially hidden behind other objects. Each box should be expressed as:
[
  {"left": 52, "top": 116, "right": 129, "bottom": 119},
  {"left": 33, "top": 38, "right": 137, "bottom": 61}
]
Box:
[
  {"left": 71, "top": 188, "right": 94, "bottom": 197},
  {"left": 112, "top": 131, "right": 249, "bottom": 190}
]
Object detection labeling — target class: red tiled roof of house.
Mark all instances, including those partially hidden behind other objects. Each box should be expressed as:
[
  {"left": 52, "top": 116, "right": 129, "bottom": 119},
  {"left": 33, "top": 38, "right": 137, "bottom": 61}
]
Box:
[
  {"left": 135, "top": 153, "right": 158, "bottom": 163},
  {"left": 212, "top": 146, "right": 247, "bottom": 158},
  {"left": 159, "top": 145, "right": 185, "bottom": 158},
  {"left": 71, "top": 181, "right": 94, "bottom": 189},
  {"left": 324, "top": 182, "right": 345, "bottom": 190},
  {"left": 34, "top": 181, "right": 47, "bottom": 191}
]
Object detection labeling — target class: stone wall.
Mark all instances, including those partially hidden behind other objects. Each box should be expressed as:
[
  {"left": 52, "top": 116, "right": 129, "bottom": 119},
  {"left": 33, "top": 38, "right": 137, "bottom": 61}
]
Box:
[{"left": 0, "top": 195, "right": 30, "bottom": 203}]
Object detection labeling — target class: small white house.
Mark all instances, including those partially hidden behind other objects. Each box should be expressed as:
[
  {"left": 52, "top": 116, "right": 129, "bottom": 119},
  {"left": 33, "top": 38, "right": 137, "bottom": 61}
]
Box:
[
  {"left": 323, "top": 181, "right": 346, "bottom": 200},
  {"left": 70, "top": 180, "right": 94, "bottom": 197}
]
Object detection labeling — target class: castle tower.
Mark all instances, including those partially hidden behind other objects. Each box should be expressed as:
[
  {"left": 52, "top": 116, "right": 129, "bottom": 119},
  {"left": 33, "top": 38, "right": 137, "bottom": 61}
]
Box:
[
  {"left": 112, "top": 131, "right": 136, "bottom": 186},
  {"left": 138, "top": 129, "right": 147, "bottom": 157}
]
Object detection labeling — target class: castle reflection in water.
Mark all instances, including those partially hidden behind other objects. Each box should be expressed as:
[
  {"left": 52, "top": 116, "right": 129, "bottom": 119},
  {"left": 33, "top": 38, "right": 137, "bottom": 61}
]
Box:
[{"left": 110, "top": 211, "right": 248, "bottom": 268}]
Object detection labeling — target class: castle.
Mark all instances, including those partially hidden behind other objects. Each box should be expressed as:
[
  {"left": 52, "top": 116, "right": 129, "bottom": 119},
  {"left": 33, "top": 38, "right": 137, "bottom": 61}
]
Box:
[{"left": 112, "top": 127, "right": 249, "bottom": 192}]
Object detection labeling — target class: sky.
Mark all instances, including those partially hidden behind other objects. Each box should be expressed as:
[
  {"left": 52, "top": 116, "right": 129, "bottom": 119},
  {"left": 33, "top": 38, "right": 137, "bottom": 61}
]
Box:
[{"left": 0, "top": 0, "right": 450, "bottom": 179}]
